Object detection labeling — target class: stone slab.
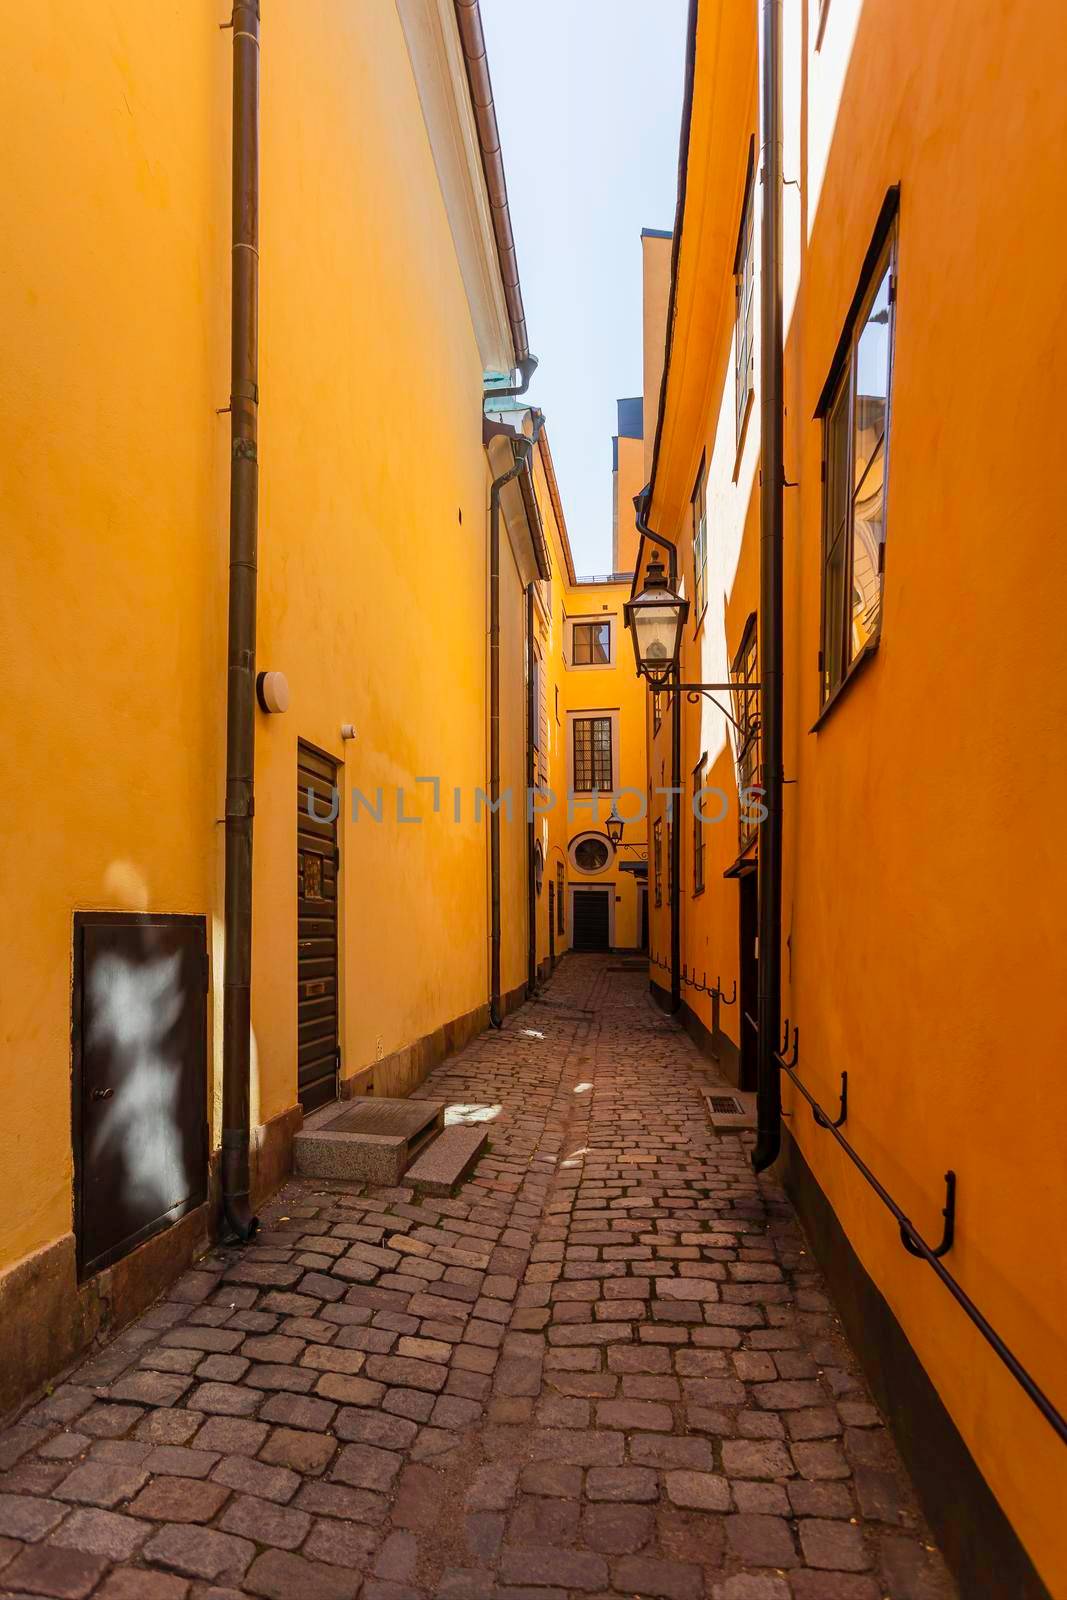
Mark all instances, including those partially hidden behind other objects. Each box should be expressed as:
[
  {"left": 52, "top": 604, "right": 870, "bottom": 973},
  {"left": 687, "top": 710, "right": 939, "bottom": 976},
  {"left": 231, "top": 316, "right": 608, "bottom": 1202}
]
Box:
[
  {"left": 404, "top": 1125, "right": 488, "bottom": 1195},
  {"left": 293, "top": 1097, "right": 445, "bottom": 1183}
]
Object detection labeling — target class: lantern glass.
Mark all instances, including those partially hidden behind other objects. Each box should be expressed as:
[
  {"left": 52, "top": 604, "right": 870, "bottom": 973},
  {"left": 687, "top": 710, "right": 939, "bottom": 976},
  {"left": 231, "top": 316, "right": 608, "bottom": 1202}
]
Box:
[{"left": 625, "top": 554, "right": 688, "bottom": 680}]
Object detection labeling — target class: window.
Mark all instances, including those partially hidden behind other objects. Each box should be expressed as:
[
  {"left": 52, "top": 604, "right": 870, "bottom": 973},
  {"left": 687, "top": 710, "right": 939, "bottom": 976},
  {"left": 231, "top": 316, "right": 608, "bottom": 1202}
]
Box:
[
  {"left": 571, "top": 834, "right": 612, "bottom": 874},
  {"left": 653, "top": 818, "right": 663, "bottom": 908},
  {"left": 691, "top": 459, "right": 708, "bottom": 621},
  {"left": 556, "top": 864, "right": 565, "bottom": 933},
  {"left": 731, "top": 615, "right": 761, "bottom": 848},
  {"left": 734, "top": 145, "right": 756, "bottom": 441},
  {"left": 572, "top": 716, "right": 613, "bottom": 792},
  {"left": 531, "top": 657, "right": 542, "bottom": 753},
  {"left": 570, "top": 619, "right": 612, "bottom": 667},
  {"left": 820, "top": 203, "right": 897, "bottom": 704},
  {"left": 692, "top": 756, "right": 707, "bottom": 894}
]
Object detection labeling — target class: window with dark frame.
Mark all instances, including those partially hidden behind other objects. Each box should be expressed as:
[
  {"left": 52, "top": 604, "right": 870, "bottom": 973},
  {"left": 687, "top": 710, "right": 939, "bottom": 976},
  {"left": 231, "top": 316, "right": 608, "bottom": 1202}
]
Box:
[
  {"left": 731, "top": 614, "right": 761, "bottom": 849},
  {"left": 572, "top": 716, "right": 613, "bottom": 792},
  {"left": 571, "top": 620, "right": 611, "bottom": 666},
  {"left": 820, "top": 205, "right": 897, "bottom": 705},
  {"left": 734, "top": 143, "right": 756, "bottom": 442},
  {"left": 556, "top": 863, "right": 565, "bottom": 934},
  {"left": 653, "top": 817, "right": 663, "bottom": 908},
  {"left": 692, "top": 756, "right": 707, "bottom": 894},
  {"left": 691, "top": 459, "right": 708, "bottom": 621}
]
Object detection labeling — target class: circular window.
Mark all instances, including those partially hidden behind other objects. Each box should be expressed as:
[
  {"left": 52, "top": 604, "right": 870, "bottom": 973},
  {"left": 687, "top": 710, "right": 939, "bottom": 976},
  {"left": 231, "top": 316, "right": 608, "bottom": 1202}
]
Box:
[
  {"left": 534, "top": 840, "right": 544, "bottom": 895},
  {"left": 570, "top": 832, "right": 613, "bottom": 874}
]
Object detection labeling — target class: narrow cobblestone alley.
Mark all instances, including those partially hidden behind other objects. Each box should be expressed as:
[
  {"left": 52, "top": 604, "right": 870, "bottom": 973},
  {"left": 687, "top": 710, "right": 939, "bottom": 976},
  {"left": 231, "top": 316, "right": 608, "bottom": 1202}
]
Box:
[{"left": 0, "top": 957, "right": 956, "bottom": 1600}]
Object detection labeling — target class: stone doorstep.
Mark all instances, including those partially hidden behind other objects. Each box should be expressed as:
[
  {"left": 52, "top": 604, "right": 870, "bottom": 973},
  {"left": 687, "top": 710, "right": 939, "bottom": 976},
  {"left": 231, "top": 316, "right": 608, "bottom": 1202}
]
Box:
[
  {"left": 293, "top": 1097, "right": 444, "bottom": 1184},
  {"left": 701, "top": 1087, "right": 757, "bottom": 1133},
  {"left": 404, "top": 1124, "right": 489, "bottom": 1196}
]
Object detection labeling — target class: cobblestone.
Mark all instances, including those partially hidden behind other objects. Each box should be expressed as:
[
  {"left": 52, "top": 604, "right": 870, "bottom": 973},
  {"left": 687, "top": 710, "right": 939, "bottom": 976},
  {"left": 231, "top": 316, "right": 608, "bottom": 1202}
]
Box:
[{"left": 0, "top": 956, "right": 955, "bottom": 1598}]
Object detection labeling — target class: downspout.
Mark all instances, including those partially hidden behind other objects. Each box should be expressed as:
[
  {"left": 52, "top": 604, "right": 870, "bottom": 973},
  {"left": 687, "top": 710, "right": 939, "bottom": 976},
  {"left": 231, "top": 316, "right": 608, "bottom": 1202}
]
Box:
[
  {"left": 220, "top": 0, "right": 260, "bottom": 1242},
  {"left": 636, "top": 493, "right": 682, "bottom": 1014},
  {"left": 488, "top": 420, "right": 542, "bottom": 1026},
  {"left": 669, "top": 669, "right": 682, "bottom": 1014},
  {"left": 485, "top": 354, "right": 538, "bottom": 405},
  {"left": 526, "top": 582, "right": 538, "bottom": 995},
  {"left": 488, "top": 441, "right": 530, "bottom": 1028},
  {"left": 753, "top": 0, "right": 785, "bottom": 1174}
]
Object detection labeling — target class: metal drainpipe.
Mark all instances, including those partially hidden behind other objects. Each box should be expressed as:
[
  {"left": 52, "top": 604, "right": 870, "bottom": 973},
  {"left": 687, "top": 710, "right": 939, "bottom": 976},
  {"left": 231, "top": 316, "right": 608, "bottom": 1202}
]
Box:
[
  {"left": 484, "top": 354, "right": 538, "bottom": 405},
  {"left": 488, "top": 440, "right": 532, "bottom": 1028},
  {"left": 488, "top": 411, "right": 545, "bottom": 1027},
  {"left": 526, "top": 582, "right": 538, "bottom": 996},
  {"left": 669, "top": 668, "right": 682, "bottom": 1014},
  {"left": 753, "top": 0, "right": 785, "bottom": 1174},
  {"left": 221, "top": 0, "right": 261, "bottom": 1242},
  {"left": 635, "top": 497, "right": 682, "bottom": 1014}
]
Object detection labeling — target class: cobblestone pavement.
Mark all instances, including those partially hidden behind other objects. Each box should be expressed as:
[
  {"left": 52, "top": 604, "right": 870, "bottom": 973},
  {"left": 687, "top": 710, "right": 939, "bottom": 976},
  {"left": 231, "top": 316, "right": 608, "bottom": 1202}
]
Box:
[{"left": 0, "top": 956, "right": 957, "bottom": 1600}]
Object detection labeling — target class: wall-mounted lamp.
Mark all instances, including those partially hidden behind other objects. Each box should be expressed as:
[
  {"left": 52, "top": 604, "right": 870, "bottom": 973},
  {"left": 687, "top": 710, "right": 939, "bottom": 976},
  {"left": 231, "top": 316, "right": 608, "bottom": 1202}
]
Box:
[{"left": 256, "top": 671, "right": 290, "bottom": 714}]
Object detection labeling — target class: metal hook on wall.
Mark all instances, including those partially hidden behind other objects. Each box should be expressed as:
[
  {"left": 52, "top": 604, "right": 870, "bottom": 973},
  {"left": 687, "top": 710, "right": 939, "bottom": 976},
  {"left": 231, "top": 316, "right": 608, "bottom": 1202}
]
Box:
[
  {"left": 900, "top": 1171, "right": 956, "bottom": 1260},
  {"left": 813, "top": 1070, "right": 848, "bottom": 1129},
  {"left": 716, "top": 977, "right": 737, "bottom": 1006},
  {"left": 779, "top": 1024, "right": 799, "bottom": 1069}
]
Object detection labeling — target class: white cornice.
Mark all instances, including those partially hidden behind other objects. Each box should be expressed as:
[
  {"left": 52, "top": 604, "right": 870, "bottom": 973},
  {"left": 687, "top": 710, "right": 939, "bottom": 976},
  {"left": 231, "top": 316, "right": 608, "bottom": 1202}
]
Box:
[{"left": 397, "top": 0, "right": 515, "bottom": 377}]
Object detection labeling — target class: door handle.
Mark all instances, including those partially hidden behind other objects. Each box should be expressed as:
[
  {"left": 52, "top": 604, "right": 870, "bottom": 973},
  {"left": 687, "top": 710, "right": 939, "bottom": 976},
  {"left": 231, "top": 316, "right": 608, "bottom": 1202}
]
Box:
[{"left": 90, "top": 1087, "right": 115, "bottom": 1101}]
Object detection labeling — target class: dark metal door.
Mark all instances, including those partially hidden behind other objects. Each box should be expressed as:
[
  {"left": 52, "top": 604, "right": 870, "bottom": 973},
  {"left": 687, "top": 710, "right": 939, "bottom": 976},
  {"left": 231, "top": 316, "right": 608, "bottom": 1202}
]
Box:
[
  {"left": 739, "top": 870, "right": 759, "bottom": 1091},
  {"left": 639, "top": 887, "right": 649, "bottom": 952},
  {"left": 572, "top": 888, "right": 610, "bottom": 952},
  {"left": 548, "top": 882, "right": 555, "bottom": 964},
  {"left": 298, "top": 742, "right": 340, "bottom": 1111},
  {"left": 72, "top": 914, "right": 208, "bottom": 1281}
]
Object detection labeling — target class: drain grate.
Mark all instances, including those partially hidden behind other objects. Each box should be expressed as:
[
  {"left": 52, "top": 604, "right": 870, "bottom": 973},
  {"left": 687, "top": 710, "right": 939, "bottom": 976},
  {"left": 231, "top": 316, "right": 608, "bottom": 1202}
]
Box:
[{"left": 709, "top": 1095, "right": 744, "bottom": 1116}]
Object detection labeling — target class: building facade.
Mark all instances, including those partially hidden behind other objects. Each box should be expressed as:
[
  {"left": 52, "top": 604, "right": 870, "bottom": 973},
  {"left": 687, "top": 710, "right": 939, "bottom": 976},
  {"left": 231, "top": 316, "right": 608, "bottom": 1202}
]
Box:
[
  {"left": 634, "top": 2, "right": 1067, "bottom": 1595},
  {"left": 0, "top": 0, "right": 555, "bottom": 1414}
]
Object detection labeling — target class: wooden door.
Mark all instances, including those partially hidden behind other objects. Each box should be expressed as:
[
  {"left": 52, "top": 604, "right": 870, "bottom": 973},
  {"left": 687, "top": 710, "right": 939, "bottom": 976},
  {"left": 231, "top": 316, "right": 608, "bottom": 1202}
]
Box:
[
  {"left": 572, "top": 888, "right": 610, "bottom": 951},
  {"left": 298, "top": 742, "right": 340, "bottom": 1111},
  {"left": 72, "top": 913, "right": 208, "bottom": 1280}
]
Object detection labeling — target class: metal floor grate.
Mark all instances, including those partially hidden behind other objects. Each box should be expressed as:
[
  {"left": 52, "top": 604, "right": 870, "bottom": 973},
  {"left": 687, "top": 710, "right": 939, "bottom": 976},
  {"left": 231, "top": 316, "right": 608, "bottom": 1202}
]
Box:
[{"left": 709, "top": 1095, "right": 744, "bottom": 1116}]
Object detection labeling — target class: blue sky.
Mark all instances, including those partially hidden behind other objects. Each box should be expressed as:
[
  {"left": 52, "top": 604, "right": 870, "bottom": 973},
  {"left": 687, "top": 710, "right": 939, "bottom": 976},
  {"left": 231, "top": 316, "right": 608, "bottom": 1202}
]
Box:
[{"left": 480, "top": 0, "right": 688, "bottom": 574}]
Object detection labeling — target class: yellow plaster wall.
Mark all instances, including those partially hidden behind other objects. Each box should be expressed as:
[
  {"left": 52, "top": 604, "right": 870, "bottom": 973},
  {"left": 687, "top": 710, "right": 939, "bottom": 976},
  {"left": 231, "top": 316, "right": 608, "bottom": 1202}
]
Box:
[
  {"left": 0, "top": 2, "right": 228, "bottom": 1272},
  {"left": 252, "top": 0, "right": 494, "bottom": 1120},
  {"left": 645, "top": 0, "right": 1067, "bottom": 1586},
  {"left": 641, "top": 233, "right": 674, "bottom": 482},
  {"left": 613, "top": 434, "right": 645, "bottom": 575},
  {"left": 0, "top": 0, "right": 523, "bottom": 1290}
]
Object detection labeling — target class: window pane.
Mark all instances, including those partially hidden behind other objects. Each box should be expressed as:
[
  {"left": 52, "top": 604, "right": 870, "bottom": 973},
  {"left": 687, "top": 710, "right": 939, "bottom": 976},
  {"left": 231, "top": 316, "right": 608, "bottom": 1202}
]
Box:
[
  {"left": 827, "top": 379, "right": 849, "bottom": 529},
  {"left": 822, "top": 381, "right": 850, "bottom": 696},
  {"left": 592, "top": 717, "right": 612, "bottom": 788},
  {"left": 849, "top": 439, "right": 885, "bottom": 662},
  {"left": 824, "top": 531, "right": 847, "bottom": 696},
  {"left": 573, "top": 717, "right": 612, "bottom": 791},
  {"left": 572, "top": 622, "right": 610, "bottom": 665},
  {"left": 854, "top": 263, "right": 891, "bottom": 487}
]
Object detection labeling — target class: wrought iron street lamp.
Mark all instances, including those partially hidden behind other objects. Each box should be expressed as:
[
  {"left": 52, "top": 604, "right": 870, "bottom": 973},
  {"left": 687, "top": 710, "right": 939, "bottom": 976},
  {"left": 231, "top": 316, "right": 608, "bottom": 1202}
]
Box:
[
  {"left": 624, "top": 550, "right": 689, "bottom": 684},
  {"left": 605, "top": 805, "right": 624, "bottom": 847}
]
